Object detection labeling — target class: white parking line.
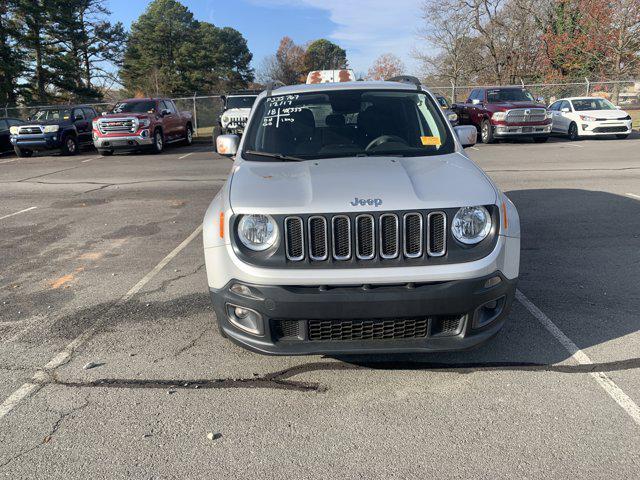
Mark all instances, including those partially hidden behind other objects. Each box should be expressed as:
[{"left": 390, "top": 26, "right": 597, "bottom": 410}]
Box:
[
  {"left": 81, "top": 156, "right": 103, "bottom": 163},
  {"left": 516, "top": 290, "right": 640, "bottom": 427},
  {"left": 564, "top": 143, "right": 583, "bottom": 148},
  {"left": 625, "top": 193, "right": 640, "bottom": 200},
  {"left": 178, "top": 152, "right": 194, "bottom": 159},
  {"left": 469, "top": 147, "right": 480, "bottom": 151},
  {"left": 0, "top": 158, "right": 18, "bottom": 165},
  {"left": 0, "top": 224, "right": 203, "bottom": 420},
  {"left": 0, "top": 206, "right": 37, "bottom": 221}
]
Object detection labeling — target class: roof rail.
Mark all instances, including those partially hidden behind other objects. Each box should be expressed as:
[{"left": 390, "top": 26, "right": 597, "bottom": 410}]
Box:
[
  {"left": 386, "top": 75, "right": 422, "bottom": 88},
  {"left": 265, "top": 81, "right": 285, "bottom": 97}
]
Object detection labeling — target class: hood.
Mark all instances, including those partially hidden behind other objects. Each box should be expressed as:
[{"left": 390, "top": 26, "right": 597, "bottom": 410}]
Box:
[
  {"left": 222, "top": 108, "right": 251, "bottom": 118},
  {"left": 577, "top": 109, "right": 629, "bottom": 119},
  {"left": 490, "top": 101, "right": 545, "bottom": 110},
  {"left": 229, "top": 153, "right": 497, "bottom": 215},
  {"left": 26, "top": 119, "right": 69, "bottom": 126}
]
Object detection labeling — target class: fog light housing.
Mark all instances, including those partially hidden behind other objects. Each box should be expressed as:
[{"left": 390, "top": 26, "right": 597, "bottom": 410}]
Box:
[
  {"left": 141, "top": 129, "right": 149, "bottom": 138},
  {"left": 226, "top": 303, "right": 263, "bottom": 336},
  {"left": 473, "top": 296, "right": 506, "bottom": 328}
]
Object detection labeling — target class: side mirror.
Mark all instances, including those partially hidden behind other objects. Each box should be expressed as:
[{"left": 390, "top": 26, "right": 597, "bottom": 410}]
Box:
[
  {"left": 161, "top": 109, "right": 171, "bottom": 116},
  {"left": 561, "top": 107, "right": 570, "bottom": 113},
  {"left": 74, "top": 115, "right": 84, "bottom": 121},
  {"left": 454, "top": 125, "right": 477, "bottom": 148},
  {"left": 216, "top": 134, "right": 239, "bottom": 157},
  {"left": 451, "top": 103, "right": 458, "bottom": 109},
  {"left": 471, "top": 99, "right": 481, "bottom": 105}
]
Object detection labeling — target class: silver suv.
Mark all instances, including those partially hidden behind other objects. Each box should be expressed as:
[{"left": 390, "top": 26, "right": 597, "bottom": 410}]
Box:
[{"left": 204, "top": 79, "right": 520, "bottom": 355}]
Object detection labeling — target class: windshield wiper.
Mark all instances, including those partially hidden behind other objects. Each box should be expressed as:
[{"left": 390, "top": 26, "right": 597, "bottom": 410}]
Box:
[{"left": 244, "top": 150, "right": 303, "bottom": 162}]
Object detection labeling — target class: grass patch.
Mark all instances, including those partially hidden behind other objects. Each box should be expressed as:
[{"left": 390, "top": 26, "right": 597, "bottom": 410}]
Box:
[{"left": 628, "top": 109, "right": 640, "bottom": 129}]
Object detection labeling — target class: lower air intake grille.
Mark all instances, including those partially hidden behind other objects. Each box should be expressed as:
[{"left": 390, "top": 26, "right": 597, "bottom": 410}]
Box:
[
  {"left": 308, "top": 318, "right": 429, "bottom": 341},
  {"left": 272, "top": 319, "right": 300, "bottom": 339},
  {"left": 430, "top": 316, "right": 463, "bottom": 336}
]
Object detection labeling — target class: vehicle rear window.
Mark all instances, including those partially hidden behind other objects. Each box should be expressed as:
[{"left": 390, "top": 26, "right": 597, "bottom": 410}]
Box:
[{"left": 243, "top": 89, "right": 455, "bottom": 161}]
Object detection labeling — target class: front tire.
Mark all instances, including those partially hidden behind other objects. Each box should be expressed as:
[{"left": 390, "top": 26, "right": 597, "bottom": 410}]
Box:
[
  {"left": 61, "top": 135, "right": 78, "bottom": 155},
  {"left": 184, "top": 125, "right": 193, "bottom": 145},
  {"left": 151, "top": 129, "right": 164, "bottom": 154},
  {"left": 615, "top": 134, "right": 629, "bottom": 139},
  {"left": 480, "top": 120, "right": 495, "bottom": 144},
  {"left": 568, "top": 122, "right": 579, "bottom": 141},
  {"left": 14, "top": 147, "right": 33, "bottom": 158}
]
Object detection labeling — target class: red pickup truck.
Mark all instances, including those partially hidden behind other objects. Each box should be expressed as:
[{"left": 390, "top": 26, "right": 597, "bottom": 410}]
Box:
[
  {"left": 92, "top": 98, "right": 193, "bottom": 155},
  {"left": 453, "top": 87, "right": 552, "bottom": 143}
]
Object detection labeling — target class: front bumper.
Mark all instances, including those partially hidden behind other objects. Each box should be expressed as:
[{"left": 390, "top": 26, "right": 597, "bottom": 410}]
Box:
[
  {"left": 210, "top": 272, "right": 517, "bottom": 355},
  {"left": 93, "top": 131, "right": 153, "bottom": 149},
  {"left": 579, "top": 121, "right": 632, "bottom": 136},
  {"left": 493, "top": 124, "right": 551, "bottom": 137},
  {"left": 11, "top": 133, "right": 62, "bottom": 151}
]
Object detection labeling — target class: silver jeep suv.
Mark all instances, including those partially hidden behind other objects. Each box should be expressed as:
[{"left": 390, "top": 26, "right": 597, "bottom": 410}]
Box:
[{"left": 203, "top": 78, "right": 520, "bottom": 355}]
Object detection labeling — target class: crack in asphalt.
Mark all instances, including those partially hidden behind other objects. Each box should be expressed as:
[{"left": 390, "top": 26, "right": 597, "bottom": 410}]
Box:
[
  {"left": 29, "top": 357, "right": 640, "bottom": 396},
  {"left": 139, "top": 263, "right": 205, "bottom": 297},
  {"left": 0, "top": 395, "right": 90, "bottom": 468}
]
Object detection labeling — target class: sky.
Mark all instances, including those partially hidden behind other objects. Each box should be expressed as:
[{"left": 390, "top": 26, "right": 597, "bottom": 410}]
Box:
[{"left": 105, "top": 0, "right": 427, "bottom": 75}]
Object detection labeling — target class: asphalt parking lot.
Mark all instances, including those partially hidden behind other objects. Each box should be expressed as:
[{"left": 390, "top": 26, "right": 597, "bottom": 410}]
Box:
[{"left": 1, "top": 133, "right": 639, "bottom": 479}]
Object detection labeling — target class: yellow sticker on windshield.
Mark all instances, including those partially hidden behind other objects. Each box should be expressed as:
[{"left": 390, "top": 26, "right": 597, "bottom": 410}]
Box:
[{"left": 421, "top": 136, "right": 441, "bottom": 146}]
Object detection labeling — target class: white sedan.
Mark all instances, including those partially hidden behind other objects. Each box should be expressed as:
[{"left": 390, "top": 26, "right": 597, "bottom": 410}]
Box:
[{"left": 548, "top": 97, "right": 632, "bottom": 140}]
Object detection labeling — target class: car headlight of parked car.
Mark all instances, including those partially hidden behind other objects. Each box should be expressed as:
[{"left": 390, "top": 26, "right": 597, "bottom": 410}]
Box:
[
  {"left": 579, "top": 115, "right": 597, "bottom": 122},
  {"left": 237, "top": 214, "right": 278, "bottom": 251},
  {"left": 43, "top": 125, "right": 59, "bottom": 133},
  {"left": 452, "top": 206, "right": 492, "bottom": 245},
  {"left": 138, "top": 117, "right": 151, "bottom": 128},
  {"left": 545, "top": 111, "right": 553, "bottom": 119},
  {"left": 622, "top": 115, "right": 631, "bottom": 120},
  {"left": 9, "top": 126, "right": 19, "bottom": 135},
  {"left": 447, "top": 112, "right": 458, "bottom": 122},
  {"left": 491, "top": 112, "right": 506, "bottom": 121}
]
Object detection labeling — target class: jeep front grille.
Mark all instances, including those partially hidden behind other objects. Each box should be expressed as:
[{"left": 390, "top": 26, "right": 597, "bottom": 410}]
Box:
[
  {"left": 505, "top": 108, "right": 546, "bottom": 123},
  {"left": 284, "top": 211, "right": 447, "bottom": 263}
]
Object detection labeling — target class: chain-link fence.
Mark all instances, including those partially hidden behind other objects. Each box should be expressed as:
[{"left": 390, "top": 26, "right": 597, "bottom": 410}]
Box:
[
  {"left": 3, "top": 80, "right": 639, "bottom": 136},
  {"left": 429, "top": 79, "right": 640, "bottom": 109}
]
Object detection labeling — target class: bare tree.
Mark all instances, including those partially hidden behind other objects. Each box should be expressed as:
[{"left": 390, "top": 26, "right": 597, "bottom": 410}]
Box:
[{"left": 367, "top": 53, "right": 405, "bottom": 80}]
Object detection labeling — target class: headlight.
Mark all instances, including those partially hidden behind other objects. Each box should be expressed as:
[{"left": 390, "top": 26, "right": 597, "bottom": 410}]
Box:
[
  {"left": 237, "top": 214, "right": 278, "bottom": 251},
  {"left": 448, "top": 112, "right": 458, "bottom": 122},
  {"left": 43, "top": 125, "right": 59, "bottom": 133},
  {"left": 546, "top": 111, "right": 553, "bottom": 119},
  {"left": 580, "top": 115, "right": 596, "bottom": 122},
  {"left": 92, "top": 120, "right": 99, "bottom": 129},
  {"left": 138, "top": 117, "right": 150, "bottom": 128},
  {"left": 623, "top": 115, "right": 631, "bottom": 120},
  {"left": 452, "top": 206, "right": 492, "bottom": 245},
  {"left": 9, "top": 126, "right": 19, "bottom": 135},
  {"left": 491, "top": 112, "right": 506, "bottom": 121},
  {"left": 220, "top": 115, "right": 230, "bottom": 127}
]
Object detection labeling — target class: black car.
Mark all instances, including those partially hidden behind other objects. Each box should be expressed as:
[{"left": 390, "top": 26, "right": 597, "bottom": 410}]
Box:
[
  {"left": 11, "top": 106, "right": 97, "bottom": 157},
  {"left": 0, "top": 118, "right": 24, "bottom": 155},
  {"left": 435, "top": 95, "right": 459, "bottom": 126}
]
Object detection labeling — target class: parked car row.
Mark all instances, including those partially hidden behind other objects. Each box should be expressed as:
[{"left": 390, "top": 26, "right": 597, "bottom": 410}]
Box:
[
  {"left": 6, "top": 97, "right": 193, "bottom": 157},
  {"left": 451, "top": 86, "right": 633, "bottom": 143}
]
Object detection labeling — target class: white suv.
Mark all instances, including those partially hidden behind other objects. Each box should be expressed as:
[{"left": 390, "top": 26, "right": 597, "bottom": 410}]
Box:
[{"left": 204, "top": 79, "right": 520, "bottom": 355}]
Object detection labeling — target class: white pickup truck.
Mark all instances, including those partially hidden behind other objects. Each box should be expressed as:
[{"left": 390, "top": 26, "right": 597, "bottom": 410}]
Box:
[{"left": 204, "top": 78, "right": 520, "bottom": 355}]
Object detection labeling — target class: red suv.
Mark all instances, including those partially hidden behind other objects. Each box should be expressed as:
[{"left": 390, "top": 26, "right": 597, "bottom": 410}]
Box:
[{"left": 92, "top": 98, "right": 193, "bottom": 155}]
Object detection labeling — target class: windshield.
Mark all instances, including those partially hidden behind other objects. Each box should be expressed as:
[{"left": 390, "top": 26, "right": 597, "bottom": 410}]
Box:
[
  {"left": 226, "top": 96, "right": 257, "bottom": 109},
  {"left": 243, "top": 90, "right": 454, "bottom": 160},
  {"left": 436, "top": 96, "right": 450, "bottom": 109},
  {"left": 32, "top": 109, "right": 71, "bottom": 121},
  {"left": 572, "top": 98, "right": 616, "bottom": 111},
  {"left": 112, "top": 101, "right": 156, "bottom": 114},
  {"left": 487, "top": 89, "right": 535, "bottom": 103}
]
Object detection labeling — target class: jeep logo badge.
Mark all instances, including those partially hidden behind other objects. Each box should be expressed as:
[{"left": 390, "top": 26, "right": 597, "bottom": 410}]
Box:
[{"left": 350, "top": 197, "right": 383, "bottom": 207}]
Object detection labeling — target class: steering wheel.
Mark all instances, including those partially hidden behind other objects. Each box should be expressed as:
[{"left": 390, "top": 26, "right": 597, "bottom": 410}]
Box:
[{"left": 365, "top": 135, "right": 408, "bottom": 151}]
